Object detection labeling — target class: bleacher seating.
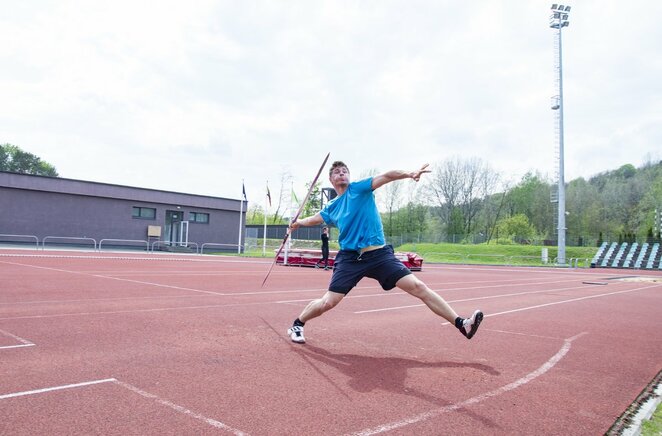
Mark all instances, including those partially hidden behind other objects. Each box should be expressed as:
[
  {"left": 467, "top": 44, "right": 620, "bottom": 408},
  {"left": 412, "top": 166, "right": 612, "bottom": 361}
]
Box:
[
  {"left": 611, "top": 243, "right": 628, "bottom": 267},
  {"left": 591, "top": 241, "right": 662, "bottom": 270},
  {"left": 634, "top": 243, "right": 649, "bottom": 268},
  {"left": 622, "top": 242, "right": 638, "bottom": 268},
  {"left": 591, "top": 242, "right": 608, "bottom": 266},
  {"left": 600, "top": 242, "right": 618, "bottom": 267},
  {"left": 647, "top": 243, "right": 660, "bottom": 269}
]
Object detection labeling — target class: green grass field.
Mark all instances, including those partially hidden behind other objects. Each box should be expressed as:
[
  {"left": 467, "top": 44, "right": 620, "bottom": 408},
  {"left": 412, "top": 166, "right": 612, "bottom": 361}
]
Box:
[
  {"left": 396, "top": 242, "right": 597, "bottom": 267},
  {"left": 237, "top": 239, "right": 597, "bottom": 267}
]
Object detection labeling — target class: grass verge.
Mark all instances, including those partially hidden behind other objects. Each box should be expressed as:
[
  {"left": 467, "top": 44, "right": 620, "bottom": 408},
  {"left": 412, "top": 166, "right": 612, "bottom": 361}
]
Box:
[{"left": 641, "top": 401, "right": 662, "bottom": 435}]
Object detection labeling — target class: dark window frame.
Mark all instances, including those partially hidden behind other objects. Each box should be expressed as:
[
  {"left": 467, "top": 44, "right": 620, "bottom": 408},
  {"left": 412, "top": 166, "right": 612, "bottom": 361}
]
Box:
[
  {"left": 189, "top": 211, "right": 209, "bottom": 224},
  {"left": 132, "top": 206, "right": 156, "bottom": 220}
]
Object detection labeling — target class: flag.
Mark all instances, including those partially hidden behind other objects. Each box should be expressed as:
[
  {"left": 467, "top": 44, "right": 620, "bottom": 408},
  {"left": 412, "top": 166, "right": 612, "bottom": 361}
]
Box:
[
  {"left": 242, "top": 181, "right": 247, "bottom": 201},
  {"left": 291, "top": 189, "right": 299, "bottom": 206},
  {"left": 266, "top": 183, "right": 272, "bottom": 207}
]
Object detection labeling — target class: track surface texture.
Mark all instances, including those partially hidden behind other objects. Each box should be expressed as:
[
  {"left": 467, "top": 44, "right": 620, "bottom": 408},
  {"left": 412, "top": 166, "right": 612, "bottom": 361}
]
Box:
[{"left": 1, "top": 249, "right": 661, "bottom": 435}]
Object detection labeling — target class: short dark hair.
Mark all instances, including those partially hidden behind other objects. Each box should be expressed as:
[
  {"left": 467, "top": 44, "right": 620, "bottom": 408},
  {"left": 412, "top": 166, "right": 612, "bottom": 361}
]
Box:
[{"left": 329, "top": 161, "right": 349, "bottom": 177}]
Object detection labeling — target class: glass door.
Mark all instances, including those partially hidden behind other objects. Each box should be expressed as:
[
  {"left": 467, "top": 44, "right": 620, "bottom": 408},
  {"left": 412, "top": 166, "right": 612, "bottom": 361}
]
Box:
[{"left": 165, "top": 210, "right": 182, "bottom": 244}]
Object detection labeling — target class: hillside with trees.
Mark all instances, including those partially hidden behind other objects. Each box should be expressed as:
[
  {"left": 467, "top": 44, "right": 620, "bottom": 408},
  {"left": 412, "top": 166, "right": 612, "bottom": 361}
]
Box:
[
  {"left": 249, "top": 157, "right": 662, "bottom": 247},
  {"left": 381, "top": 158, "right": 662, "bottom": 247}
]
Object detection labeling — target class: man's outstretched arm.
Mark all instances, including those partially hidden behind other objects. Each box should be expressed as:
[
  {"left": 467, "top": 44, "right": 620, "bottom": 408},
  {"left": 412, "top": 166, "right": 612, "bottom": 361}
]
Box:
[
  {"left": 290, "top": 212, "right": 324, "bottom": 230},
  {"left": 371, "top": 163, "right": 430, "bottom": 191}
]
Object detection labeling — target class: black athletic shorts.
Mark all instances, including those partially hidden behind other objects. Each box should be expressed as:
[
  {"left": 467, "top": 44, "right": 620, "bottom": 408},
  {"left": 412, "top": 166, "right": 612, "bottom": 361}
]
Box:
[{"left": 328, "top": 245, "right": 412, "bottom": 295}]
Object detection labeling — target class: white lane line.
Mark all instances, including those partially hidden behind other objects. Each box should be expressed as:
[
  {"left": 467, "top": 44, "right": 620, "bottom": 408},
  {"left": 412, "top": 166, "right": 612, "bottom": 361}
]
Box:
[
  {"left": 0, "top": 259, "right": 330, "bottom": 301},
  {"left": 352, "top": 286, "right": 581, "bottom": 314},
  {"left": 0, "top": 328, "right": 35, "bottom": 350},
  {"left": 347, "top": 332, "right": 588, "bottom": 436},
  {"left": 0, "top": 253, "right": 269, "bottom": 265},
  {"left": 278, "top": 278, "right": 599, "bottom": 305},
  {"left": 482, "top": 329, "right": 563, "bottom": 340},
  {"left": 0, "top": 377, "right": 249, "bottom": 434},
  {"left": 2, "top": 285, "right": 656, "bottom": 323},
  {"left": 479, "top": 285, "right": 659, "bottom": 319},
  {"left": 0, "top": 378, "right": 116, "bottom": 400},
  {"left": 354, "top": 283, "right": 659, "bottom": 314},
  {"left": 0, "top": 287, "right": 329, "bottom": 308},
  {"left": 113, "top": 380, "right": 248, "bottom": 435},
  {"left": 0, "top": 300, "right": 271, "bottom": 321},
  {"left": 0, "top": 260, "right": 230, "bottom": 296},
  {"left": 0, "top": 344, "right": 35, "bottom": 350}
]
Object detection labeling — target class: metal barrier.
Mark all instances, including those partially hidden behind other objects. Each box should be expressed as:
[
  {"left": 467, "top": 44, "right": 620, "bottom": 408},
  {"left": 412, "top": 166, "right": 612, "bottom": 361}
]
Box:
[
  {"left": 99, "top": 239, "right": 149, "bottom": 251},
  {"left": 200, "top": 243, "right": 241, "bottom": 254},
  {"left": 507, "top": 255, "right": 544, "bottom": 266},
  {"left": 0, "top": 234, "right": 39, "bottom": 249},
  {"left": 42, "top": 236, "right": 97, "bottom": 250},
  {"left": 427, "top": 252, "right": 465, "bottom": 261},
  {"left": 568, "top": 257, "right": 590, "bottom": 268},
  {"left": 150, "top": 240, "right": 199, "bottom": 254},
  {"left": 466, "top": 253, "right": 506, "bottom": 263}
]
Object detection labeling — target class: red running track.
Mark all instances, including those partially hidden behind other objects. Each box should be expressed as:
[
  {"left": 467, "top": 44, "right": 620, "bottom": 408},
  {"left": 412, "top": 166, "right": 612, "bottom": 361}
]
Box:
[{"left": 0, "top": 249, "right": 660, "bottom": 435}]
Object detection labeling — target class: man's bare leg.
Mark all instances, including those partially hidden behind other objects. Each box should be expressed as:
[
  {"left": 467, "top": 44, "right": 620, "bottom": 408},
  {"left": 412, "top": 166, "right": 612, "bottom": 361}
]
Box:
[
  {"left": 288, "top": 291, "right": 345, "bottom": 343},
  {"left": 395, "top": 274, "right": 458, "bottom": 323},
  {"left": 299, "top": 291, "right": 345, "bottom": 322},
  {"left": 396, "top": 274, "right": 483, "bottom": 339}
]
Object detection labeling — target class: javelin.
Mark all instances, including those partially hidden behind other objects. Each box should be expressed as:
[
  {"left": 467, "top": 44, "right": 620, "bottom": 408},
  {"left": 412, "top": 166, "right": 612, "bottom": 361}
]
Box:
[{"left": 261, "top": 152, "right": 331, "bottom": 287}]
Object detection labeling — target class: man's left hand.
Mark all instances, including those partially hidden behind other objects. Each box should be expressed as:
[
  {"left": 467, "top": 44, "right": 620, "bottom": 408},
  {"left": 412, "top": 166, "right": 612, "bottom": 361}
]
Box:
[{"left": 411, "top": 163, "right": 431, "bottom": 182}]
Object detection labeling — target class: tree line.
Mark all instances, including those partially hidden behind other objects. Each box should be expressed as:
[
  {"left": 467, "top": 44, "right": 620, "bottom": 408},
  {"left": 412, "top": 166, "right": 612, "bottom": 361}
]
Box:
[
  {"left": 4, "top": 143, "right": 660, "bottom": 246},
  {"left": 248, "top": 157, "right": 662, "bottom": 247}
]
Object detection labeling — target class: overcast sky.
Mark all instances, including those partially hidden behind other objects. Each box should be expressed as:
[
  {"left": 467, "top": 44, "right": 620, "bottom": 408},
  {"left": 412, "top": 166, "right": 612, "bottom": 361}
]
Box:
[{"left": 2, "top": 1, "right": 661, "bottom": 206}]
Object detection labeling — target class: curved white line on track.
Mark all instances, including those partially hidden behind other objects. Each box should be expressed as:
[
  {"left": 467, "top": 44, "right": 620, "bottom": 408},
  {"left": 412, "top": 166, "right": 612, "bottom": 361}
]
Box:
[{"left": 346, "top": 332, "right": 588, "bottom": 436}]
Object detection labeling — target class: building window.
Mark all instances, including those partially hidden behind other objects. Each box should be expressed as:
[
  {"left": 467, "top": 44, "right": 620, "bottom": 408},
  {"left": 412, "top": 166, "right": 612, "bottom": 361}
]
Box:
[
  {"left": 189, "top": 212, "right": 209, "bottom": 223},
  {"left": 132, "top": 206, "right": 156, "bottom": 219}
]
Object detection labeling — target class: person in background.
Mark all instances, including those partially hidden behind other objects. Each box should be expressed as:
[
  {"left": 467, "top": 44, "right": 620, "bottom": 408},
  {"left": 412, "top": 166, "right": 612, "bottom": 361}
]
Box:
[{"left": 315, "top": 226, "right": 330, "bottom": 270}]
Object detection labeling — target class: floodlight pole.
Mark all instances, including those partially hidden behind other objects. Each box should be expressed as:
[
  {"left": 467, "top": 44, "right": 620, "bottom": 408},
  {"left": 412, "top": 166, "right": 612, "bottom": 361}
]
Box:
[{"left": 550, "top": 4, "right": 570, "bottom": 265}]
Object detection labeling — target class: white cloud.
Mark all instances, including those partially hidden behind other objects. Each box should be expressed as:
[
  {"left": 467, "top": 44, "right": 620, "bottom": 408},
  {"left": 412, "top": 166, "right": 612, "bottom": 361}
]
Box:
[{"left": 1, "top": 0, "right": 661, "bottom": 202}]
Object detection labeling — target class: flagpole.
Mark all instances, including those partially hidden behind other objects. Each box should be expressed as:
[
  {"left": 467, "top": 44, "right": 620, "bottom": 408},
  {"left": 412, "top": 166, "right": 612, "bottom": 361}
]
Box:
[
  {"left": 237, "top": 180, "right": 244, "bottom": 254},
  {"left": 263, "top": 181, "right": 268, "bottom": 257},
  {"left": 284, "top": 181, "right": 293, "bottom": 265}
]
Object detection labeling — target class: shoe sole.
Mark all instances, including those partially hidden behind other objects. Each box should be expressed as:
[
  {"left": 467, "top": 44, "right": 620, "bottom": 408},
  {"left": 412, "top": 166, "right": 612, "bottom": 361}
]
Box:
[{"left": 466, "top": 311, "right": 483, "bottom": 339}]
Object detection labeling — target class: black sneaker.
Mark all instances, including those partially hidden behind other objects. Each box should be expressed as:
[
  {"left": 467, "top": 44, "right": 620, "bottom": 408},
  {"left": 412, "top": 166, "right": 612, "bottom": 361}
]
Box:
[
  {"left": 287, "top": 326, "right": 305, "bottom": 343},
  {"left": 459, "top": 310, "right": 483, "bottom": 339}
]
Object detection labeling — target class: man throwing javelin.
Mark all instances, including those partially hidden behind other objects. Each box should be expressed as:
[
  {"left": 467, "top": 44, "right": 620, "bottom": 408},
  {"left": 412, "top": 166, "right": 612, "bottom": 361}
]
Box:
[{"left": 287, "top": 160, "right": 483, "bottom": 344}]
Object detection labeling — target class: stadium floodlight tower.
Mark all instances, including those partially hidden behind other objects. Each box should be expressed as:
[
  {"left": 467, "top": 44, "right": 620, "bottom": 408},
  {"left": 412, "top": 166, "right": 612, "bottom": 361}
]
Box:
[{"left": 550, "top": 4, "right": 570, "bottom": 265}]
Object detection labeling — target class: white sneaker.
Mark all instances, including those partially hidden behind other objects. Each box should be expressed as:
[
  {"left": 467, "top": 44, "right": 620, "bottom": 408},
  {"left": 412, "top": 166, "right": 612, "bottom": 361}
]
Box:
[
  {"left": 287, "top": 326, "right": 305, "bottom": 344},
  {"left": 460, "top": 310, "right": 483, "bottom": 339}
]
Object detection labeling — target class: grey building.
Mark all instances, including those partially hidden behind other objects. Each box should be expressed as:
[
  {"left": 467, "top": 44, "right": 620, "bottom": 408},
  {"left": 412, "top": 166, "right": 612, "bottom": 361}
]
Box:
[{"left": 0, "top": 171, "right": 246, "bottom": 252}]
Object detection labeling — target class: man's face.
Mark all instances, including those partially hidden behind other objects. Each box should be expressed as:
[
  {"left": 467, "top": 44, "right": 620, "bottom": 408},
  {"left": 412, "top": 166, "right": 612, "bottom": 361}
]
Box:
[{"left": 329, "top": 165, "right": 350, "bottom": 189}]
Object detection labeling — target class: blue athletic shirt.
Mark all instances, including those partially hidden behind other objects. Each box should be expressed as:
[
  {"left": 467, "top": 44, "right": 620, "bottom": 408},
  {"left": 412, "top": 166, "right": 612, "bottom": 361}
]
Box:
[{"left": 319, "top": 177, "right": 385, "bottom": 252}]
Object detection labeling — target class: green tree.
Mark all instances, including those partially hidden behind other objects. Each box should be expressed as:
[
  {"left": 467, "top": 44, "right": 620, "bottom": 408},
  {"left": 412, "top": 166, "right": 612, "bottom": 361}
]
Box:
[
  {"left": 301, "top": 182, "right": 322, "bottom": 218},
  {"left": 506, "top": 172, "right": 553, "bottom": 238},
  {"left": 0, "top": 144, "right": 58, "bottom": 176},
  {"left": 496, "top": 214, "right": 536, "bottom": 241},
  {"left": 448, "top": 207, "right": 465, "bottom": 241}
]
